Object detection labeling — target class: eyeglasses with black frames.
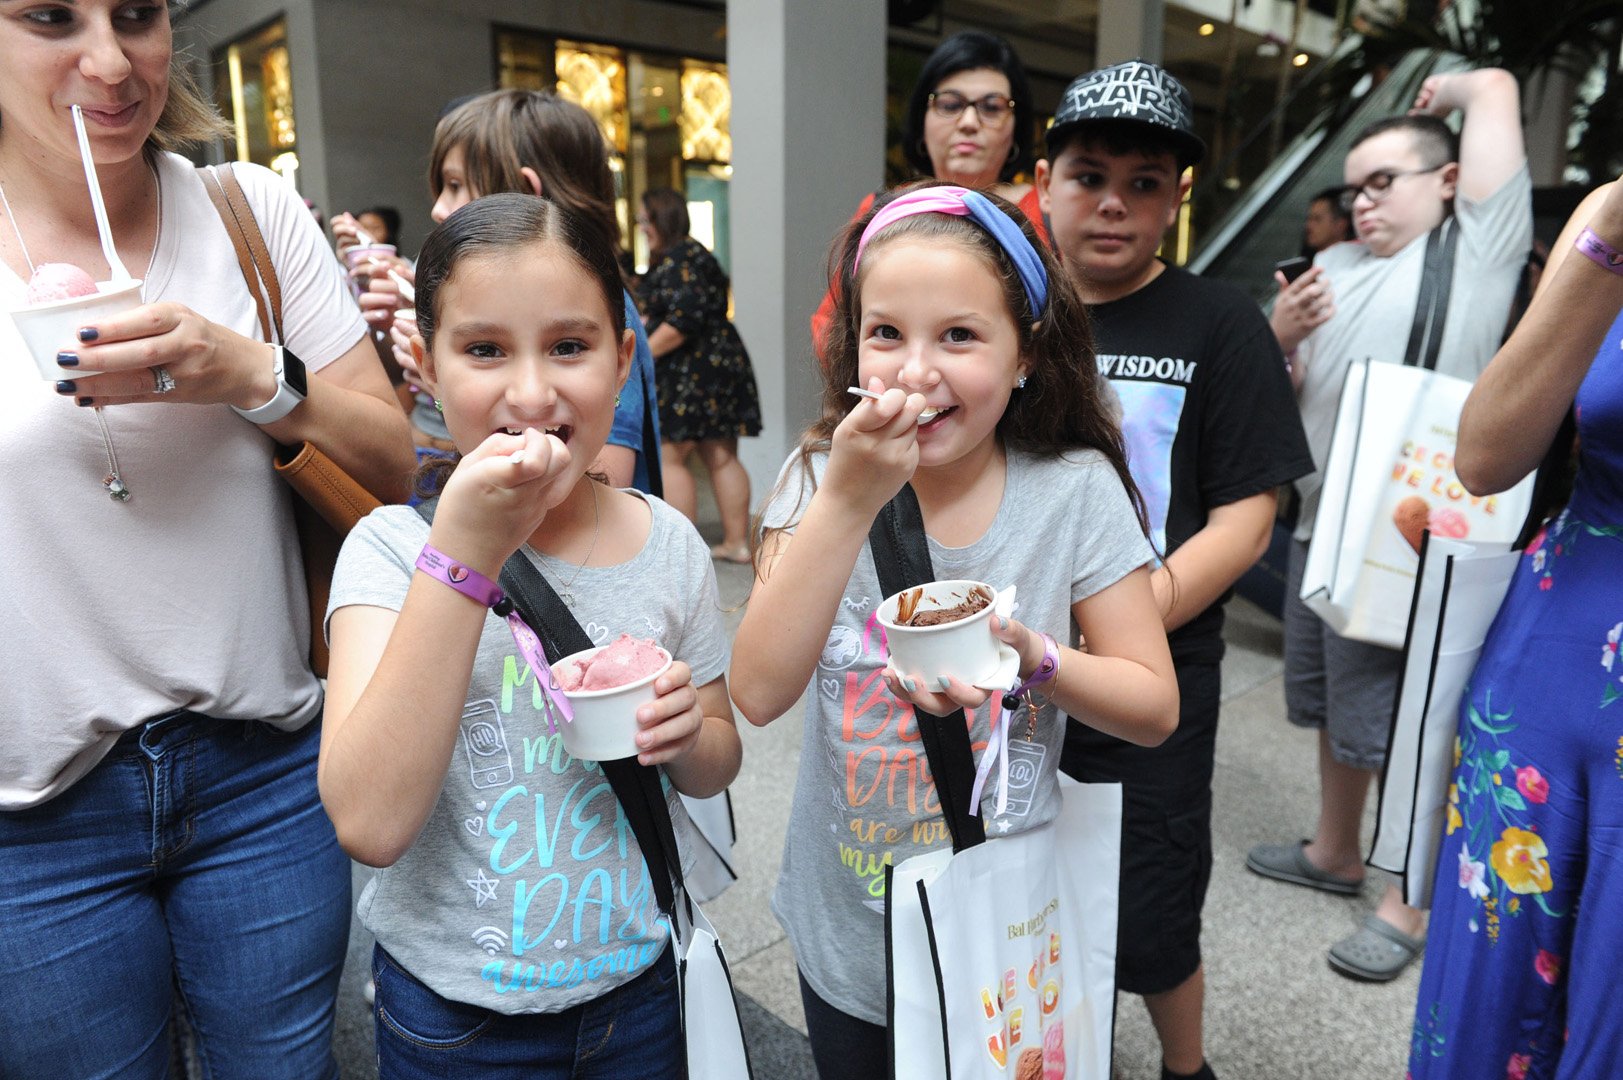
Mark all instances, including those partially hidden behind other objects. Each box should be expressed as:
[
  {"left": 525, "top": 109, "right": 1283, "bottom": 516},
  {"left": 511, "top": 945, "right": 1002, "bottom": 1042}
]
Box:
[
  {"left": 1336, "top": 163, "right": 1449, "bottom": 213},
  {"left": 927, "top": 91, "right": 1016, "bottom": 127}
]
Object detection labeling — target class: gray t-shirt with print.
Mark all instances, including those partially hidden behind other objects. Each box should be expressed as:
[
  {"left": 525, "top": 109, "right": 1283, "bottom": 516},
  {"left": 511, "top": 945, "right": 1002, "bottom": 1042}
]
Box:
[
  {"left": 1294, "top": 164, "right": 1533, "bottom": 540},
  {"left": 328, "top": 494, "right": 727, "bottom": 1014},
  {"left": 764, "top": 448, "right": 1155, "bottom": 1024}
]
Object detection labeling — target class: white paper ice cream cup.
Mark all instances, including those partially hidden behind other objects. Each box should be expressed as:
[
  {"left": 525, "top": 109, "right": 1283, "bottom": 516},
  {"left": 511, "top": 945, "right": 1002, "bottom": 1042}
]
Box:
[
  {"left": 556, "top": 643, "right": 673, "bottom": 762},
  {"left": 8, "top": 279, "right": 143, "bottom": 379},
  {"left": 876, "top": 579, "right": 1002, "bottom": 688}
]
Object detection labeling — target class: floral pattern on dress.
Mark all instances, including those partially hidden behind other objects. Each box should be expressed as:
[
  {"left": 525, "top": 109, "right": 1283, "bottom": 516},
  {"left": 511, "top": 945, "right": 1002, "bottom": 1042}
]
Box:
[
  {"left": 1446, "top": 693, "right": 1566, "bottom": 935},
  {"left": 1525, "top": 513, "right": 1623, "bottom": 708}
]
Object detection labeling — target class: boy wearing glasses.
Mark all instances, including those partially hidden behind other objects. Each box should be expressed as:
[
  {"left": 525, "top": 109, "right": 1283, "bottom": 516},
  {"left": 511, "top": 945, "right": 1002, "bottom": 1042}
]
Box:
[
  {"left": 1249, "top": 69, "right": 1532, "bottom": 981},
  {"left": 1040, "top": 61, "right": 1313, "bottom": 1080}
]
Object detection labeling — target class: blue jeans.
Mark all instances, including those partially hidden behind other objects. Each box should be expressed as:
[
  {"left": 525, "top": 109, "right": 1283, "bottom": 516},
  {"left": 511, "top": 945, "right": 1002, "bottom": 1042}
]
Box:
[
  {"left": 374, "top": 942, "right": 682, "bottom": 1079},
  {"left": 0, "top": 711, "right": 351, "bottom": 1080}
]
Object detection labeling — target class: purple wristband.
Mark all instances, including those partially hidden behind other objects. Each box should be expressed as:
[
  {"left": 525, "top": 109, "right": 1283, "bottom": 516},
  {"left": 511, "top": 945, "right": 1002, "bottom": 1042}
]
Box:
[
  {"left": 416, "top": 545, "right": 508, "bottom": 610},
  {"left": 1001, "top": 632, "right": 1060, "bottom": 709},
  {"left": 1576, "top": 228, "right": 1623, "bottom": 275},
  {"left": 415, "top": 544, "right": 573, "bottom": 726}
]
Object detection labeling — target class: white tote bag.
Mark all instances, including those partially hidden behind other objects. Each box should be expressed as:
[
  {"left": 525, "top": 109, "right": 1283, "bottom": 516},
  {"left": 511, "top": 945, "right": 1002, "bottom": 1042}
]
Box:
[
  {"left": 1301, "top": 359, "right": 1533, "bottom": 648},
  {"left": 671, "top": 889, "right": 753, "bottom": 1080},
  {"left": 678, "top": 791, "right": 738, "bottom": 903},
  {"left": 889, "top": 776, "right": 1121, "bottom": 1079},
  {"left": 1370, "top": 533, "right": 1520, "bottom": 908}
]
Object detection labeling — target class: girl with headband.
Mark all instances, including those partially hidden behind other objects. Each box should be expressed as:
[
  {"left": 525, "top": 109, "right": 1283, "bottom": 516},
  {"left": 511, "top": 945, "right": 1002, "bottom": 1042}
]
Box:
[{"left": 731, "top": 180, "right": 1179, "bottom": 1078}]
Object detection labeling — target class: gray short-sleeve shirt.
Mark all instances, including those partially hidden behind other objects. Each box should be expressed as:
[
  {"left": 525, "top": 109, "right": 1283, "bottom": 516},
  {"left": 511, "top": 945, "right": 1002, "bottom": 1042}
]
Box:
[
  {"left": 763, "top": 448, "right": 1154, "bottom": 1023},
  {"left": 327, "top": 494, "right": 726, "bottom": 1014},
  {"left": 1293, "top": 165, "right": 1534, "bottom": 539}
]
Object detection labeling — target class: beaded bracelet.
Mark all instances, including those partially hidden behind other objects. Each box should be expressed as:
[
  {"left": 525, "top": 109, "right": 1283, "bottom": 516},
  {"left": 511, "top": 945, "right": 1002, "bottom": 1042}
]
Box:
[{"left": 1575, "top": 228, "right": 1623, "bottom": 275}]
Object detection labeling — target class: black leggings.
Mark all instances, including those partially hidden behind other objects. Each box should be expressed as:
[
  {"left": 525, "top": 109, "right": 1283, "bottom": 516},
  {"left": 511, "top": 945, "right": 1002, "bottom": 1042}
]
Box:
[{"left": 797, "top": 970, "right": 887, "bottom": 1080}]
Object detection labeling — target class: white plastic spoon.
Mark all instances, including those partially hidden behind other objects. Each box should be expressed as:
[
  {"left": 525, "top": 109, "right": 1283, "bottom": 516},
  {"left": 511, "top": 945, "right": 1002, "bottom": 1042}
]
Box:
[{"left": 70, "top": 105, "right": 133, "bottom": 283}]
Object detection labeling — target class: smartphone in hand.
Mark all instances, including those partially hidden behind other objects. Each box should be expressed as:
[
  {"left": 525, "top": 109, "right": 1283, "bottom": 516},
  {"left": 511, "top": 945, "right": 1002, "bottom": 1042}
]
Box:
[{"left": 1274, "top": 256, "right": 1312, "bottom": 284}]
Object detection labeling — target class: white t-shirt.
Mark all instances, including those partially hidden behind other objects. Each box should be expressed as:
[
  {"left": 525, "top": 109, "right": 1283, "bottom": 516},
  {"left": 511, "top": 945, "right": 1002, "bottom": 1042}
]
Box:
[
  {"left": 1293, "top": 164, "right": 1534, "bottom": 539},
  {"left": 0, "top": 154, "right": 367, "bottom": 809}
]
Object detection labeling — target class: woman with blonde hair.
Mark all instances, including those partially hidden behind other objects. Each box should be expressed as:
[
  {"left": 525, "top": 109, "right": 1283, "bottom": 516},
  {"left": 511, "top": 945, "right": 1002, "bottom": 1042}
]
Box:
[{"left": 0, "top": 3, "right": 414, "bottom": 1076}]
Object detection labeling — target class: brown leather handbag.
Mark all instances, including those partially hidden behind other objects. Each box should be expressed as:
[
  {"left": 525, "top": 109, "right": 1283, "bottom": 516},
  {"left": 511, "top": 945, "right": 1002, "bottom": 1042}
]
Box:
[{"left": 200, "top": 163, "right": 382, "bottom": 676}]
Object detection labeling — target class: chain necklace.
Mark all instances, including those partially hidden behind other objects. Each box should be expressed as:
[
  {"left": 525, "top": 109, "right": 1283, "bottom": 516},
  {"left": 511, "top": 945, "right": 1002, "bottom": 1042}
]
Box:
[
  {"left": 1, "top": 166, "right": 158, "bottom": 501},
  {"left": 534, "top": 480, "right": 601, "bottom": 606}
]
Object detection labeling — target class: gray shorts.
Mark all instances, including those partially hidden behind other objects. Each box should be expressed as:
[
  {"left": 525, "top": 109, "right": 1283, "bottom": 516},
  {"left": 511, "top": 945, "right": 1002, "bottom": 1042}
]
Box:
[{"left": 1282, "top": 538, "right": 1402, "bottom": 771}]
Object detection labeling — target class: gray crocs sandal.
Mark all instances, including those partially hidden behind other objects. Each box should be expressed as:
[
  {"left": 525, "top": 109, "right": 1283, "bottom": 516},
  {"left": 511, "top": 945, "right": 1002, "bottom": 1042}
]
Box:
[
  {"left": 1244, "top": 840, "right": 1363, "bottom": 896},
  {"left": 1328, "top": 915, "right": 1425, "bottom": 982}
]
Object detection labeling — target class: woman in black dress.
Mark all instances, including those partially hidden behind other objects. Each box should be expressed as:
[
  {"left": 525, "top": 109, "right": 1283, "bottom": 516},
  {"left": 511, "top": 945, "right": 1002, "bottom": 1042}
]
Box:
[{"left": 638, "top": 187, "right": 762, "bottom": 562}]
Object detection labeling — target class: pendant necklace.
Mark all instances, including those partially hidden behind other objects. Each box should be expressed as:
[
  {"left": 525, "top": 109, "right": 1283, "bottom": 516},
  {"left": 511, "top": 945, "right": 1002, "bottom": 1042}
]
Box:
[
  {"left": 537, "top": 480, "right": 600, "bottom": 606},
  {"left": 0, "top": 167, "right": 158, "bottom": 501}
]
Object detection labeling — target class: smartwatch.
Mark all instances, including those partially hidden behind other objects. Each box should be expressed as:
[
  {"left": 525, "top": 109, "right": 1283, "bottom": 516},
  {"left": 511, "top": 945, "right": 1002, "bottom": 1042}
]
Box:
[{"left": 231, "top": 344, "right": 309, "bottom": 425}]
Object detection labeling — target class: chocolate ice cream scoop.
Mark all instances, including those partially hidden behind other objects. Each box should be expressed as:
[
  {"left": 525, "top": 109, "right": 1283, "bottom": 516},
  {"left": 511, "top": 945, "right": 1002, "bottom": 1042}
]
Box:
[{"left": 904, "top": 584, "right": 994, "bottom": 627}]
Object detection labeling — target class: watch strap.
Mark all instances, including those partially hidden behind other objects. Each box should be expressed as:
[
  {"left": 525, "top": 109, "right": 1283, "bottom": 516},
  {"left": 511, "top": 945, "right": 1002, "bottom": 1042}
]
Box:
[{"left": 231, "top": 344, "right": 306, "bottom": 425}]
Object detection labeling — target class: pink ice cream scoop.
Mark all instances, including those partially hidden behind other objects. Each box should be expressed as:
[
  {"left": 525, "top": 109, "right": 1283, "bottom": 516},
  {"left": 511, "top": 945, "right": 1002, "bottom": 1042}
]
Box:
[
  {"left": 25, "top": 263, "right": 99, "bottom": 304},
  {"left": 557, "top": 634, "right": 668, "bottom": 692},
  {"left": 1429, "top": 507, "right": 1470, "bottom": 539}
]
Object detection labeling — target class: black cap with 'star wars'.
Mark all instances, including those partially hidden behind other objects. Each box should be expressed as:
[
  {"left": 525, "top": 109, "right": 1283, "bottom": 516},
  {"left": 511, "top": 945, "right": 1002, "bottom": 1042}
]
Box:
[{"left": 1047, "top": 59, "right": 1206, "bottom": 166}]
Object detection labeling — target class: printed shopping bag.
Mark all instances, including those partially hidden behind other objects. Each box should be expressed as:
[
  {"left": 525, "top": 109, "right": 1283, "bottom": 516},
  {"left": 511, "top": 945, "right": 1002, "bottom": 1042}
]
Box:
[
  {"left": 1370, "top": 533, "right": 1520, "bottom": 908},
  {"left": 1300, "top": 359, "right": 1533, "bottom": 647},
  {"left": 890, "top": 777, "right": 1121, "bottom": 1079}
]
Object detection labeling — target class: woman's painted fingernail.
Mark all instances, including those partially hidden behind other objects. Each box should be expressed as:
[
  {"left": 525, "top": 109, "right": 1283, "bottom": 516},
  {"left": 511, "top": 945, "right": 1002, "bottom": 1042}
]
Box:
[
  {"left": 998, "top": 616, "right": 1009, "bottom": 631},
  {"left": 55, "top": 380, "right": 77, "bottom": 394},
  {"left": 76, "top": 396, "right": 95, "bottom": 406},
  {"left": 77, "top": 327, "right": 99, "bottom": 343},
  {"left": 56, "top": 352, "right": 79, "bottom": 367},
  {"left": 935, "top": 677, "right": 951, "bottom": 692},
  {"left": 901, "top": 677, "right": 916, "bottom": 693}
]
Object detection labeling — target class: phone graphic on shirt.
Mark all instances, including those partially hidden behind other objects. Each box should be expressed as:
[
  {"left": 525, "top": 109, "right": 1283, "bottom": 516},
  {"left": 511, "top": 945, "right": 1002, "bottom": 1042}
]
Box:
[
  {"left": 460, "top": 699, "right": 513, "bottom": 789},
  {"left": 1000, "top": 741, "right": 1047, "bottom": 817}
]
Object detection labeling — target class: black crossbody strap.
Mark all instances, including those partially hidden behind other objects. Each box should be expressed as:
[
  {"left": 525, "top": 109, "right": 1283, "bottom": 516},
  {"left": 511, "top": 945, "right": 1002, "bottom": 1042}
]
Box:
[
  {"left": 869, "top": 487, "right": 987, "bottom": 852},
  {"left": 639, "top": 353, "right": 664, "bottom": 498},
  {"left": 1403, "top": 218, "right": 1459, "bottom": 372},
  {"left": 414, "top": 499, "right": 681, "bottom": 921}
]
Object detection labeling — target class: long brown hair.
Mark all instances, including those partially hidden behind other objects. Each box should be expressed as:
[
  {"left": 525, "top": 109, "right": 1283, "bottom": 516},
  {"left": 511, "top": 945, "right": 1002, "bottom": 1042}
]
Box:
[
  {"left": 429, "top": 90, "right": 622, "bottom": 260},
  {"left": 785, "top": 179, "right": 1145, "bottom": 520}
]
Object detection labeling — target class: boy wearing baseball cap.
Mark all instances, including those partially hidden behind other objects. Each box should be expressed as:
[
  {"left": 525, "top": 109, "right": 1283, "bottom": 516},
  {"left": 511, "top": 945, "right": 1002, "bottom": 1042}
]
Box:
[{"left": 1041, "top": 60, "right": 1314, "bottom": 1080}]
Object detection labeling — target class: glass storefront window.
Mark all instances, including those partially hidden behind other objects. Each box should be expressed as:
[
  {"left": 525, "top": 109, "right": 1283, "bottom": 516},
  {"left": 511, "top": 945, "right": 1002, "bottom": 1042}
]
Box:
[{"left": 213, "top": 19, "right": 300, "bottom": 185}]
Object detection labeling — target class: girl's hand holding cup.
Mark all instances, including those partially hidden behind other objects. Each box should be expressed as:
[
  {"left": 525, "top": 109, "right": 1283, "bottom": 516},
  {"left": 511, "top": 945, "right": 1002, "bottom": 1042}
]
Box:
[
  {"left": 632, "top": 660, "right": 705, "bottom": 766},
  {"left": 882, "top": 612, "right": 1046, "bottom": 717},
  {"left": 429, "top": 427, "right": 573, "bottom": 576},
  {"left": 826, "top": 377, "right": 926, "bottom": 517}
]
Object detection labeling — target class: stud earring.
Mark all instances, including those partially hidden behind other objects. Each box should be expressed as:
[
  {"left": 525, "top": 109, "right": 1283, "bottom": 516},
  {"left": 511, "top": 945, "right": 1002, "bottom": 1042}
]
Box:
[
  {"left": 614, "top": 392, "right": 622, "bottom": 407},
  {"left": 1016, "top": 376, "right": 1027, "bottom": 389},
  {"left": 433, "top": 399, "right": 444, "bottom": 412}
]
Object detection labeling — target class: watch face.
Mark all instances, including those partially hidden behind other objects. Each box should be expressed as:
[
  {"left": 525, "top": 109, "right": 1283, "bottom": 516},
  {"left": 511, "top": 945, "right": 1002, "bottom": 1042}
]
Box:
[{"left": 282, "top": 348, "right": 310, "bottom": 397}]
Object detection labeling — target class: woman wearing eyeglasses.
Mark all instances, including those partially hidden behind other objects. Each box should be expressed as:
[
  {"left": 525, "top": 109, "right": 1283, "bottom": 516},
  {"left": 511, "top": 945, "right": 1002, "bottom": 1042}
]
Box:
[{"left": 811, "top": 31, "right": 1041, "bottom": 361}]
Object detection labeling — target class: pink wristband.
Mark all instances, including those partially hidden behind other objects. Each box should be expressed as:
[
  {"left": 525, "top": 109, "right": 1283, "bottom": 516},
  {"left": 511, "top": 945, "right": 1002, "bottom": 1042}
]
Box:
[{"left": 1575, "top": 228, "right": 1623, "bottom": 275}]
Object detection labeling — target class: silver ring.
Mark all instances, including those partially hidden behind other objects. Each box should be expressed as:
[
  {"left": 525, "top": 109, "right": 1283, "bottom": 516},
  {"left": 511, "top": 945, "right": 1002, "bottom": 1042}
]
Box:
[{"left": 152, "top": 366, "right": 176, "bottom": 395}]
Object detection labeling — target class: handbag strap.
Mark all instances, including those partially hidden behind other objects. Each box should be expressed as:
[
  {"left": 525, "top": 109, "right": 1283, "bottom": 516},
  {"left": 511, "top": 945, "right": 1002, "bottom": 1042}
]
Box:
[
  {"left": 412, "top": 499, "right": 684, "bottom": 924},
  {"left": 869, "top": 487, "right": 987, "bottom": 852},
  {"left": 1402, "top": 218, "right": 1458, "bottom": 372},
  {"left": 198, "top": 164, "right": 285, "bottom": 346}
]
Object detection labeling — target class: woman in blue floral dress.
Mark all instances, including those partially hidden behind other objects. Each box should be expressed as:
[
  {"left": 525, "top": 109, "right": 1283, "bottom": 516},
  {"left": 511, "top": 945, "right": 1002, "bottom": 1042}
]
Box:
[{"left": 1410, "top": 177, "right": 1623, "bottom": 1078}]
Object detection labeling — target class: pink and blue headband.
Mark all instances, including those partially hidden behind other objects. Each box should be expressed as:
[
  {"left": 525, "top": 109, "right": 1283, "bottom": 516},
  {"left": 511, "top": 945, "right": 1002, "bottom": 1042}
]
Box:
[{"left": 853, "top": 186, "right": 1049, "bottom": 319}]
